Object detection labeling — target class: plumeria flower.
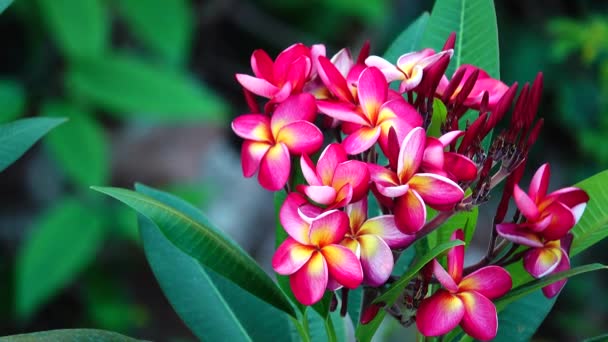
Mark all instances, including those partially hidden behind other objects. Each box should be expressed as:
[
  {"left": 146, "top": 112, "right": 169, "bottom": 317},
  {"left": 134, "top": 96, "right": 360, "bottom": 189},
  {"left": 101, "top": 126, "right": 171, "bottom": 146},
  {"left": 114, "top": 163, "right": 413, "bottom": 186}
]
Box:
[
  {"left": 437, "top": 64, "right": 509, "bottom": 110},
  {"left": 497, "top": 224, "right": 573, "bottom": 298},
  {"left": 365, "top": 48, "right": 453, "bottom": 93},
  {"left": 231, "top": 93, "right": 323, "bottom": 191},
  {"left": 298, "top": 143, "right": 370, "bottom": 209},
  {"left": 421, "top": 130, "right": 478, "bottom": 182},
  {"left": 236, "top": 43, "right": 314, "bottom": 103},
  {"left": 369, "top": 127, "right": 464, "bottom": 233},
  {"left": 416, "top": 230, "right": 512, "bottom": 341},
  {"left": 341, "top": 197, "right": 415, "bottom": 286},
  {"left": 273, "top": 193, "right": 363, "bottom": 305},
  {"left": 511, "top": 163, "right": 589, "bottom": 240},
  {"left": 317, "top": 67, "right": 423, "bottom": 155}
]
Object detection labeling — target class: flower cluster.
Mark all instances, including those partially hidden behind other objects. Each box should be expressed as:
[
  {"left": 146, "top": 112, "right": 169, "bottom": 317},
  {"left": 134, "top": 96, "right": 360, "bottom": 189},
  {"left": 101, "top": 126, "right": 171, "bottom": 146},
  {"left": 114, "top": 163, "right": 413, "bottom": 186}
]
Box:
[{"left": 231, "top": 36, "right": 589, "bottom": 340}]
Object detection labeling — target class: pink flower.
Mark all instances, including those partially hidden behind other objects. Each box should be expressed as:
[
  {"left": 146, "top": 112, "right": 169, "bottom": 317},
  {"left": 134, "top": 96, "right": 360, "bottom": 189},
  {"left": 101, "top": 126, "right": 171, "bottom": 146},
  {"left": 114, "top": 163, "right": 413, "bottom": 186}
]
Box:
[
  {"left": 416, "top": 230, "right": 512, "bottom": 341},
  {"left": 437, "top": 64, "right": 509, "bottom": 110},
  {"left": 273, "top": 193, "right": 363, "bottom": 305},
  {"left": 341, "top": 197, "right": 415, "bottom": 286},
  {"left": 297, "top": 143, "right": 370, "bottom": 209},
  {"left": 312, "top": 45, "right": 369, "bottom": 102},
  {"left": 365, "top": 48, "right": 453, "bottom": 92},
  {"left": 231, "top": 94, "right": 323, "bottom": 191},
  {"left": 369, "top": 127, "right": 464, "bottom": 233},
  {"left": 510, "top": 163, "right": 589, "bottom": 241},
  {"left": 421, "top": 130, "right": 478, "bottom": 182},
  {"left": 235, "top": 43, "right": 313, "bottom": 103},
  {"left": 317, "top": 67, "right": 423, "bottom": 155}
]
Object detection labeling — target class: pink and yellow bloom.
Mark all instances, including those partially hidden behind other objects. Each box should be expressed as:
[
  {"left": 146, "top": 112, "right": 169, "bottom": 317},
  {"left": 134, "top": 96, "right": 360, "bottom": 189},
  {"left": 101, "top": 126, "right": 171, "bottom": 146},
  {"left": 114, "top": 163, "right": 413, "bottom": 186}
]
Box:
[
  {"left": 421, "top": 130, "right": 478, "bottom": 182},
  {"left": 231, "top": 93, "right": 323, "bottom": 191},
  {"left": 298, "top": 143, "right": 370, "bottom": 209},
  {"left": 416, "top": 230, "right": 512, "bottom": 341},
  {"left": 273, "top": 193, "right": 363, "bottom": 305},
  {"left": 341, "top": 197, "right": 415, "bottom": 286},
  {"left": 365, "top": 48, "right": 453, "bottom": 93},
  {"left": 317, "top": 67, "right": 423, "bottom": 155},
  {"left": 369, "top": 127, "right": 464, "bottom": 233}
]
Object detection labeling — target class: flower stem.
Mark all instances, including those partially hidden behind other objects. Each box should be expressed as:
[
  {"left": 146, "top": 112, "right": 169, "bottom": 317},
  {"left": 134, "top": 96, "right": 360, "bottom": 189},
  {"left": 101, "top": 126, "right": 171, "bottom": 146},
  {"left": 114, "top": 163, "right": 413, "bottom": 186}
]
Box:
[
  {"left": 290, "top": 316, "right": 311, "bottom": 342},
  {"left": 324, "top": 316, "right": 338, "bottom": 342}
]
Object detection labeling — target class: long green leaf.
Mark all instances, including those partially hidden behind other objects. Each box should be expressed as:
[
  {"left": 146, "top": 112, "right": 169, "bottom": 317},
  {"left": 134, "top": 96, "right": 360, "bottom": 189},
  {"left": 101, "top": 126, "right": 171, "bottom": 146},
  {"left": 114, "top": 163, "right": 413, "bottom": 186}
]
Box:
[
  {"left": 0, "top": 0, "right": 13, "bottom": 14},
  {"left": 493, "top": 291, "right": 556, "bottom": 342},
  {"left": 137, "top": 184, "right": 291, "bottom": 341},
  {"left": 91, "top": 186, "right": 296, "bottom": 317},
  {"left": 0, "top": 80, "right": 25, "bottom": 123},
  {"left": 382, "top": 12, "right": 430, "bottom": 63},
  {"left": 16, "top": 198, "right": 105, "bottom": 319},
  {"left": 43, "top": 102, "right": 109, "bottom": 187},
  {"left": 66, "top": 53, "right": 227, "bottom": 121},
  {"left": 570, "top": 170, "right": 608, "bottom": 256},
  {"left": 115, "top": 0, "right": 194, "bottom": 65},
  {"left": 1, "top": 329, "right": 141, "bottom": 341},
  {"left": 0, "top": 117, "right": 65, "bottom": 172},
  {"left": 37, "top": 0, "right": 108, "bottom": 59}
]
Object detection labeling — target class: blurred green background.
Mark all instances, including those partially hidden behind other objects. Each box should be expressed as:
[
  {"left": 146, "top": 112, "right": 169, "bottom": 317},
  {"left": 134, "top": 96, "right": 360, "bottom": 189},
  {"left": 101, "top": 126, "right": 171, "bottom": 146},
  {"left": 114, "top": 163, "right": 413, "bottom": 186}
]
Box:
[{"left": 0, "top": 0, "right": 605, "bottom": 340}]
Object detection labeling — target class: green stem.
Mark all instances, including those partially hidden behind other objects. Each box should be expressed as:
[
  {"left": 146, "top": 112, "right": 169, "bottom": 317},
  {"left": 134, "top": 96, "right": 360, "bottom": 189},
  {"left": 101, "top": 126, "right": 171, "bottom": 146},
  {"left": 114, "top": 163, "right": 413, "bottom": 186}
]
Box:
[
  {"left": 290, "top": 315, "right": 311, "bottom": 342},
  {"left": 324, "top": 316, "right": 338, "bottom": 342}
]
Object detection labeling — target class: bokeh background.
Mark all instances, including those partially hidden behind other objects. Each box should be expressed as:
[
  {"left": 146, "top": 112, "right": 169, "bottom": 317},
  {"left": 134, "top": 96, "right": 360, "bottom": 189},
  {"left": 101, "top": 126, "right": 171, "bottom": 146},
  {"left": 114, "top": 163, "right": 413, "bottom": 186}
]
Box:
[{"left": 0, "top": 0, "right": 606, "bottom": 340}]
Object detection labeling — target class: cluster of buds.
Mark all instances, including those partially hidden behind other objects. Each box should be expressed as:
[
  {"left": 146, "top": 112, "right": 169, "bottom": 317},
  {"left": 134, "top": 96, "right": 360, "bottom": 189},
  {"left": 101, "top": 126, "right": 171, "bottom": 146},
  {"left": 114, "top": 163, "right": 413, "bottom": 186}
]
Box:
[{"left": 231, "top": 34, "right": 589, "bottom": 341}]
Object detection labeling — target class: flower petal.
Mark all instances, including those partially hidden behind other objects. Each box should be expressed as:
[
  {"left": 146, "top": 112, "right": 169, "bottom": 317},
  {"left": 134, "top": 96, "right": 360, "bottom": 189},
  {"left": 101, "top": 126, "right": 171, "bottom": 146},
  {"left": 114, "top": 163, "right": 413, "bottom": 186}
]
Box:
[
  {"left": 547, "top": 187, "right": 590, "bottom": 208},
  {"left": 276, "top": 120, "right": 323, "bottom": 154},
  {"left": 321, "top": 244, "right": 363, "bottom": 289},
  {"left": 272, "top": 237, "right": 315, "bottom": 275},
  {"left": 231, "top": 114, "right": 272, "bottom": 142},
  {"left": 365, "top": 55, "right": 404, "bottom": 82},
  {"left": 540, "top": 201, "right": 576, "bottom": 241},
  {"left": 290, "top": 251, "right": 328, "bottom": 305},
  {"left": 523, "top": 247, "right": 561, "bottom": 278},
  {"left": 359, "top": 215, "right": 415, "bottom": 249},
  {"left": 376, "top": 183, "right": 410, "bottom": 198},
  {"left": 346, "top": 198, "right": 367, "bottom": 232},
  {"left": 459, "top": 266, "right": 512, "bottom": 300},
  {"left": 433, "top": 259, "right": 459, "bottom": 292},
  {"left": 316, "top": 100, "right": 369, "bottom": 126},
  {"left": 357, "top": 67, "right": 387, "bottom": 122},
  {"left": 332, "top": 183, "right": 353, "bottom": 209},
  {"left": 394, "top": 190, "right": 426, "bottom": 234},
  {"left": 235, "top": 74, "right": 278, "bottom": 98},
  {"left": 251, "top": 49, "right": 274, "bottom": 81},
  {"left": 542, "top": 249, "right": 570, "bottom": 298},
  {"left": 514, "top": 184, "right": 541, "bottom": 221},
  {"left": 409, "top": 173, "right": 464, "bottom": 209},
  {"left": 279, "top": 192, "right": 313, "bottom": 244},
  {"left": 496, "top": 223, "right": 544, "bottom": 248},
  {"left": 317, "top": 55, "right": 354, "bottom": 102},
  {"left": 529, "top": 163, "right": 550, "bottom": 203},
  {"left": 309, "top": 210, "right": 349, "bottom": 246},
  {"left": 422, "top": 137, "right": 445, "bottom": 171},
  {"left": 300, "top": 154, "right": 321, "bottom": 185},
  {"left": 357, "top": 235, "right": 394, "bottom": 286},
  {"left": 241, "top": 141, "right": 271, "bottom": 177},
  {"left": 448, "top": 229, "right": 465, "bottom": 283},
  {"left": 317, "top": 143, "right": 348, "bottom": 185},
  {"left": 397, "top": 127, "right": 426, "bottom": 182},
  {"left": 332, "top": 160, "right": 370, "bottom": 202},
  {"left": 297, "top": 185, "right": 337, "bottom": 206},
  {"left": 342, "top": 126, "right": 382, "bottom": 155},
  {"left": 416, "top": 290, "right": 464, "bottom": 337},
  {"left": 270, "top": 93, "right": 317, "bottom": 136},
  {"left": 368, "top": 163, "right": 400, "bottom": 186},
  {"left": 458, "top": 291, "right": 498, "bottom": 341},
  {"left": 444, "top": 152, "right": 477, "bottom": 181},
  {"left": 258, "top": 143, "right": 291, "bottom": 191}
]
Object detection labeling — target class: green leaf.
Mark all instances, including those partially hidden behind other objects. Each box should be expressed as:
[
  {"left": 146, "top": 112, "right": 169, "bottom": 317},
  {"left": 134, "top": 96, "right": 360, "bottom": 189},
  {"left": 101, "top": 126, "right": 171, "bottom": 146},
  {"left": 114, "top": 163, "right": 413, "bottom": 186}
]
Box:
[
  {"left": 356, "top": 240, "right": 464, "bottom": 341},
  {"left": 16, "top": 198, "right": 105, "bottom": 319},
  {"left": 426, "top": 206, "right": 478, "bottom": 250},
  {"left": 495, "top": 263, "right": 607, "bottom": 311},
  {"left": 43, "top": 102, "right": 109, "bottom": 187},
  {"left": 1, "top": 329, "right": 141, "bottom": 341},
  {"left": 570, "top": 170, "right": 608, "bottom": 257},
  {"left": 0, "top": 80, "right": 25, "bottom": 123},
  {"left": 66, "top": 53, "right": 228, "bottom": 121},
  {"left": 0, "top": 0, "right": 14, "bottom": 14},
  {"left": 115, "top": 0, "right": 194, "bottom": 65},
  {"left": 347, "top": 287, "right": 363, "bottom": 327},
  {"left": 137, "top": 184, "right": 291, "bottom": 342},
  {"left": 91, "top": 186, "right": 296, "bottom": 317},
  {"left": 0, "top": 117, "right": 65, "bottom": 173},
  {"left": 428, "top": 98, "right": 447, "bottom": 138},
  {"left": 321, "top": 0, "right": 387, "bottom": 24},
  {"left": 382, "top": 12, "right": 430, "bottom": 62},
  {"left": 493, "top": 291, "right": 556, "bottom": 342},
  {"left": 37, "top": 0, "right": 108, "bottom": 59}
]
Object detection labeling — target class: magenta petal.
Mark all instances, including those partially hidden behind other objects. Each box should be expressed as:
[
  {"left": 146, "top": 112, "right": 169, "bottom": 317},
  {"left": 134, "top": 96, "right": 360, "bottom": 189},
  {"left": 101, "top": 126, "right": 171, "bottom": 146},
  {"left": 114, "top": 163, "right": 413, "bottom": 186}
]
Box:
[
  {"left": 359, "top": 215, "right": 415, "bottom": 249},
  {"left": 251, "top": 49, "right": 274, "bottom": 81},
  {"left": 258, "top": 143, "right": 291, "bottom": 191},
  {"left": 342, "top": 126, "right": 382, "bottom": 155},
  {"left": 422, "top": 137, "right": 445, "bottom": 171},
  {"left": 231, "top": 114, "right": 272, "bottom": 142},
  {"left": 276, "top": 120, "right": 323, "bottom": 154},
  {"left": 394, "top": 190, "right": 426, "bottom": 234},
  {"left": 438, "top": 130, "right": 464, "bottom": 146},
  {"left": 523, "top": 247, "right": 561, "bottom": 278},
  {"left": 332, "top": 160, "right": 370, "bottom": 202},
  {"left": 541, "top": 201, "right": 576, "bottom": 241},
  {"left": 358, "top": 235, "right": 394, "bottom": 286},
  {"left": 547, "top": 187, "right": 590, "bottom": 208},
  {"left": 241, "top": 141, "right": 271, "bottom": 177},
  {"left": 444, "top": 152, "right": 478, "bottom": 181},
  {"left": 290, "top": 251, "right": 328, "bottom": 305},
  {"left": 433, "top": 260, "right": 459, "bottom": 292},
  {"left": 496, "top": 223, "right": 544, "bottom": 247},
  {"left": 300, "top": 154, "right": 321, "bottom": 186},
  {"left": 309, "top": 210, "right": 349, "bottom": 246},
  {"left": 416, "top": 290, "right": 465, "bottom": 337},
  {"left": 458, "top": 291, "right": 498, "bottom": 341},
  {"left": 376, "top": 183, "right": 409, "bottom": 198},
  {"left": 300, "top": 185, "right": 337, "bottom": 206},
  {"left": 459, "top": 266, "right": 512, "bottom": 300},
  {"left": 322, "top": 244, "right": 363, "bottom": 289},
  {"left": 542, "top": 250, "right": 570, "bottom": 298},
  {"left": 357, "top": 67, "right": 388, "bottom": 121},
  {"left": 409, "top": 173, "right": 464, "bottom": 209},
  {"left": 529, "top": 163, "right": 550, "bottom": 203},
  {"left": 270, "top": 93, "right": 317, "bottom": 135},
  {"left": 317, "top": 100, "right": 368, "bottom": 126},
  {"left": 236, "top": 74, "right": 278, "bottom": 98},
  {"left": 364, "top": 55, "right": 404, "bottom": 82},
  {"left": 397, "top": 127, "right": 426, "bottom": 182},
  {"left": 448, "top": 229, "right": 465, "bottom": 283},
  {"left": 514, "top": 184, "right": 541, "bottom": 221},
  {"left": 317, "top": 143, "right": 348, "bottom": 185},
  {"left": 279, "top": 192, "right": 313, "bottom": 244},
  {"left": 272, "top": 238, "right": 315, "bottom": 275},
  {"left": 317, "top": 56, "right": 354, "bottom": 102}
]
